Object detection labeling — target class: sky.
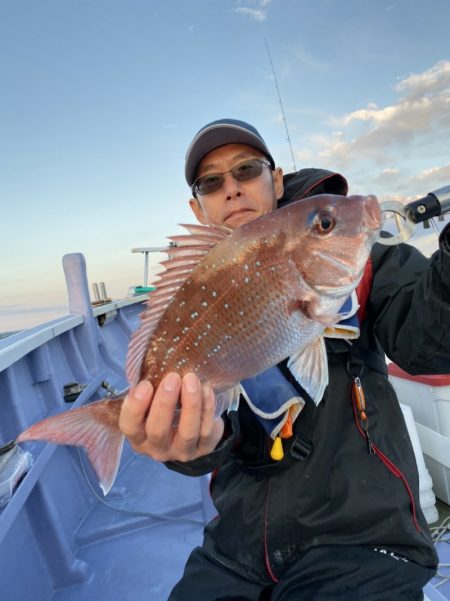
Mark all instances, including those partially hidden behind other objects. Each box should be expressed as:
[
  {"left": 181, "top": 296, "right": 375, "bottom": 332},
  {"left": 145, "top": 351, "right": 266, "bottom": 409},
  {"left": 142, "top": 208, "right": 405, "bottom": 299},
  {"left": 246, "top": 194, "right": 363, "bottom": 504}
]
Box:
[{"left": 1, "top": 0, "right": 450, "bottom": 332}]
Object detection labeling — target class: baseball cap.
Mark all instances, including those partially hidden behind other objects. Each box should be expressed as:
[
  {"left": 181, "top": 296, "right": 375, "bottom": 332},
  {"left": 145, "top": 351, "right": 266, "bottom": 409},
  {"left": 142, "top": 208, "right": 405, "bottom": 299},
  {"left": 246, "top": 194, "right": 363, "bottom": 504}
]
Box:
[{"left": 185, "top": 118, "right": 275, "bottom": 187}]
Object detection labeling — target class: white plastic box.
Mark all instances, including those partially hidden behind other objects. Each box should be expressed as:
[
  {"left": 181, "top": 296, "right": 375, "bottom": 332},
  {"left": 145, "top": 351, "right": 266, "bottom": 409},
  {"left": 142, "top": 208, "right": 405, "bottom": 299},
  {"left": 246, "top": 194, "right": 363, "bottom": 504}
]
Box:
[
  {"left": 400, "top": 403, "right": 438, "bottom": 524},
  {"left": 389, "top": 364, "right": 450, "bottom": 505}
]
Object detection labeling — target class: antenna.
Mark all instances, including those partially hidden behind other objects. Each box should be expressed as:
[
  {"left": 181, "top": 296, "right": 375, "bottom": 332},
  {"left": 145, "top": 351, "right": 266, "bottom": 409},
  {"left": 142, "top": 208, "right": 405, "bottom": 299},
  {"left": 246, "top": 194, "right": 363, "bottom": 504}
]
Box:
[{"left": 263, "top": 37, "right": 297, "bottom": 172}]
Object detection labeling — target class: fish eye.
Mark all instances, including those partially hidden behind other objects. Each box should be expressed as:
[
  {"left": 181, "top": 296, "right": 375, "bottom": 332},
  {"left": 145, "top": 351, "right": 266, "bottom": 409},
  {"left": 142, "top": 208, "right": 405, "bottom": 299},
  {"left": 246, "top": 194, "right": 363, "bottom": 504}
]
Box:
[{"left": 313, "top": 212, "right": 336, "bottom": 235}]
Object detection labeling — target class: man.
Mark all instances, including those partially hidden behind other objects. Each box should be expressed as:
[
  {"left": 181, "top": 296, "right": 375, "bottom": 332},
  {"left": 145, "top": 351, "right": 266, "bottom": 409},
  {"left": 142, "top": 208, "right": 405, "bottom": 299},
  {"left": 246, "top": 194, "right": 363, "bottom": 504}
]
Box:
[{"left": 119, "top": 118, "right": 450, "bottom": 600}]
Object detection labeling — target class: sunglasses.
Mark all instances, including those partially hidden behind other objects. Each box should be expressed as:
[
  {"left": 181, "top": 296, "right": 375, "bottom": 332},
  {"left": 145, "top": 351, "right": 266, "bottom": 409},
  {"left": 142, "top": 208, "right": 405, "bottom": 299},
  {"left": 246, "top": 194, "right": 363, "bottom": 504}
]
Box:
[{"left": 192, "top": 158, "right": 272, "bottom": 196}]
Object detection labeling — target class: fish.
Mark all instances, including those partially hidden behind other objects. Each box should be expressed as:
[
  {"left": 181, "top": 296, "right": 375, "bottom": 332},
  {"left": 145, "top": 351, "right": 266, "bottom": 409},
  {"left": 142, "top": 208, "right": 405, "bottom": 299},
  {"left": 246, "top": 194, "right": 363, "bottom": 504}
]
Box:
[{"left": 17, "top": 194, "right": 382, "bottom": 494}]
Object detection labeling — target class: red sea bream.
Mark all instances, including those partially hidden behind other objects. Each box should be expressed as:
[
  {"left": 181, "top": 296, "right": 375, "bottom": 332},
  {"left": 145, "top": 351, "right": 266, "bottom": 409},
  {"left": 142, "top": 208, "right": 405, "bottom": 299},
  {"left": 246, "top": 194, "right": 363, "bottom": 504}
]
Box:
[{"left": 18, "top": 194, "right": 382, "bottom": 493}]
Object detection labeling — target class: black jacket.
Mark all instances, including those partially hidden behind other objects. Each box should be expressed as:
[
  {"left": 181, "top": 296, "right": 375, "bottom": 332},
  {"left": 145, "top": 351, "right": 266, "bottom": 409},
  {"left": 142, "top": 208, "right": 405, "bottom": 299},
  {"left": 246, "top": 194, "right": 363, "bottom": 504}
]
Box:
[{"left": 167, "top": 169, "right": 450, "bottom": 584}]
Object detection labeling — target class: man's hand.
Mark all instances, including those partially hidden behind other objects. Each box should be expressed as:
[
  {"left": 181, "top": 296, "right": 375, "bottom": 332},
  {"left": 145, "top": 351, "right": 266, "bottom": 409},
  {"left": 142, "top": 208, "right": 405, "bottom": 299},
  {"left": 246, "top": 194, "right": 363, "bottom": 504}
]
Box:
[{"left": 119, "top": 372, "right": 224, "bottom": 462}]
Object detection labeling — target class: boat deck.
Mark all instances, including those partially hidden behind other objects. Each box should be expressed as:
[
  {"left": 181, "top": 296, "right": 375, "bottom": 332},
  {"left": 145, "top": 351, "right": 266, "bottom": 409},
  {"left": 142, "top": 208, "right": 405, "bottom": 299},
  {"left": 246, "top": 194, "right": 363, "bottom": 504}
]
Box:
[
  {"left": 49, "top": 446, "right": 214, "bottom": 601},
  {"left": 428, "top": 502, "right": 450, "bottom": 601},
  {"left": 2, "top": 441, "right": 448, "bottom": 601}
]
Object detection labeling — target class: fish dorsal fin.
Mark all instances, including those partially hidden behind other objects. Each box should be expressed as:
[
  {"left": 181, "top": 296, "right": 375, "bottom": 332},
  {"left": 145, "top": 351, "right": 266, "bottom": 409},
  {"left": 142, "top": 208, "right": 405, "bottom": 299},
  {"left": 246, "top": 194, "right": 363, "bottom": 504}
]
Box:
[{"left": 126, "top": 223, "right": 230, "bottom": 386}]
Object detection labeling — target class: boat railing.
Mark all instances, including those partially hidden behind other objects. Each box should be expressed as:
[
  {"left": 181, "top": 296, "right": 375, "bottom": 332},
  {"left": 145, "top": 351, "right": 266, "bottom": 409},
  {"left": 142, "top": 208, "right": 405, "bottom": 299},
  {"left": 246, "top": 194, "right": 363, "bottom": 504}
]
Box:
[{"left": 0, "top": 253, "right": 213, "bottom": 600}]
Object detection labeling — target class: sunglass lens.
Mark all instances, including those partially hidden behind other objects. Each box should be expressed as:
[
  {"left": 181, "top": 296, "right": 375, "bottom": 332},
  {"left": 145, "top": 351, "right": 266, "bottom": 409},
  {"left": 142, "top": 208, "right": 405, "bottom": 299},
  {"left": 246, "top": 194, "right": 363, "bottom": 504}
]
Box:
[
  {"left": 194, "top": 159, "right": 266, "bottom": 195},
  {"left": 233, "top": 160, "right": 263, "bottom": 182},
  {"left": 197, "top": 174, "right": 224, "bottom": 195}
]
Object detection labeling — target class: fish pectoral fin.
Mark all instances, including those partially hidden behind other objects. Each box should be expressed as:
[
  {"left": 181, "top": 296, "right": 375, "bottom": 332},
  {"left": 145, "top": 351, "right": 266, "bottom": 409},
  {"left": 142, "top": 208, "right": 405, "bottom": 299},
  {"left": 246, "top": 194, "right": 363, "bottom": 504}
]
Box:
[
  {"left": 215, "top": 385, "right": 241, "bottom": 417},
  {"left": 287, "top": 337, "right": 329, "bottom": 405},
  {"left": 17, "top": 396, "right": 126, "bottom": 496}
]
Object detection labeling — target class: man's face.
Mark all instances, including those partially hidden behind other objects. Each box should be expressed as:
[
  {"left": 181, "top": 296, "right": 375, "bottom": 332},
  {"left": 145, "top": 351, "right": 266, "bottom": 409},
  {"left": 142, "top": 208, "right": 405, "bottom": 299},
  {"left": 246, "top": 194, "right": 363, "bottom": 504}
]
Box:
[{"left": 189, "top": 143, "right": 284, "bottom": 229}]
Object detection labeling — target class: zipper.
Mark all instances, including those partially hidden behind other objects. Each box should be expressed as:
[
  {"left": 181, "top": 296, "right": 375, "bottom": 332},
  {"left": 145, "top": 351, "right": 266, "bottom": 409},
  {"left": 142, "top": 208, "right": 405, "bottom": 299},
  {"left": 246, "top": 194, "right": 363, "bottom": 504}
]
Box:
[
  {"left": 351, "top": 377, "right": 421, "bottom": 533},
  {"left": 263, "top": 479, "right": 280, "bottom": 583}
]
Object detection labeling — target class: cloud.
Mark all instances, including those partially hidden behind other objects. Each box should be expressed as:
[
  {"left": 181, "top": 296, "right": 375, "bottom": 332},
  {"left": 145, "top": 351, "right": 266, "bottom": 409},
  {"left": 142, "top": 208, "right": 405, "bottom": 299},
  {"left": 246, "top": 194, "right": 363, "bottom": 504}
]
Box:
[
  {"left": 413, "top": 231, "right": 441, "bottom": 257},
  {"left": 0, "top": 304, "right": 67, "bottom": 316},
  {"left": 411, "top": 163, "right": 450, "bottom": 187},
  {"left": 293, "top": 60, "right": 450, "bottom": 198},
  {"left": 370, "top": 167, "right": 401, "bottom": 187},
  {"left": 333, "top": 61, "right": 450, "bottom": 160},
  {"left": 396, "top": 60, "right": 450, "bottom": 101},
  {"left": 0, "top": 304, "right": 69, "bottom": 332},
  {"left": 235, "top": 7, "right": 267, "bottom": 21},
  {"left": 234, "top": 0, "right": 272, "bottom": 22}
]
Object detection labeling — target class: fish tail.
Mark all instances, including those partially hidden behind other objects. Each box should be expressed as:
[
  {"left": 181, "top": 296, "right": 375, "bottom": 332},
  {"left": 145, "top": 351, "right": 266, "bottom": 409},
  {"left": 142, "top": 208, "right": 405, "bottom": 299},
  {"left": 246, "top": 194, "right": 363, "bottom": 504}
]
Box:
[{"left": 16, "top": 394, "right": 127, "bottom": 495}]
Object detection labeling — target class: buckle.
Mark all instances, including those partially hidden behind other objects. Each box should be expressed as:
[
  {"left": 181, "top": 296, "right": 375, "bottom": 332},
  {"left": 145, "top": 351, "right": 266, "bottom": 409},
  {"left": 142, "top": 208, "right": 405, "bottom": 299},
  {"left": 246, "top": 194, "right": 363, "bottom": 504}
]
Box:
[{"left": 289, "top": 435, "right": 313, "bottom": 461}]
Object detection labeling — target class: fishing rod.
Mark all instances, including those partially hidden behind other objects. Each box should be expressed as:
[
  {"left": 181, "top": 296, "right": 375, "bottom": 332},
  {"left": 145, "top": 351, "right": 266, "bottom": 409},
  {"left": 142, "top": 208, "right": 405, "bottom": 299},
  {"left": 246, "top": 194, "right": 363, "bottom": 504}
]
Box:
[
  {"left": 379, "top": 184, "right": 450, "bottom": 245},
  {"left": 263, "top": 37, "right": 297, "bottom": 172}
]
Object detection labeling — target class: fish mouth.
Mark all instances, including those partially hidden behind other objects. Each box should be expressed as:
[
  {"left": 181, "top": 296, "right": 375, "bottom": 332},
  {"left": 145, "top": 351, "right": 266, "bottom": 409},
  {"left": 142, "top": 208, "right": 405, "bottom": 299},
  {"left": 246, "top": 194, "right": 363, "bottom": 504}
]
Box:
[{"left": 363, "top": 195, "right": 383, "bottom": 232}]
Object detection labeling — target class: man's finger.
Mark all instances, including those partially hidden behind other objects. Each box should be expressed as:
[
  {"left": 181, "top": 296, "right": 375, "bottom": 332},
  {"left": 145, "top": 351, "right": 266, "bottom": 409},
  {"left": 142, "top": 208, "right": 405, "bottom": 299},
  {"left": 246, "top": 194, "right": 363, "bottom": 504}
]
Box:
[
  {"left": 145, "top": 372, "right": 182, "bottom": 448},
  {"left": 199, "top": 381, "right": 216, "bottom": 437},
  {"left": 119, "top": 380, "right": 153, "bottom": 445},
  {"left": 174, "top": 373, "right": 203, "bottom": 459},
  {"left": 198, "top": 382, "right": 224, "bottom": 454}
]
